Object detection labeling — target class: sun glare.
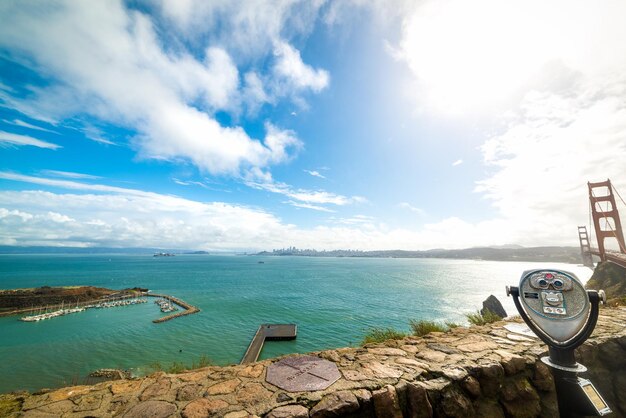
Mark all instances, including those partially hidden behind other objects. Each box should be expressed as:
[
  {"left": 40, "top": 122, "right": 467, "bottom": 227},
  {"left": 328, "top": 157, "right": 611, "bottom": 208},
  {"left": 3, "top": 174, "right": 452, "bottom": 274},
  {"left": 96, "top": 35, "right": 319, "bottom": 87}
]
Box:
[{"left": 401, "top": 0, "right": 569, "bottom": 114}]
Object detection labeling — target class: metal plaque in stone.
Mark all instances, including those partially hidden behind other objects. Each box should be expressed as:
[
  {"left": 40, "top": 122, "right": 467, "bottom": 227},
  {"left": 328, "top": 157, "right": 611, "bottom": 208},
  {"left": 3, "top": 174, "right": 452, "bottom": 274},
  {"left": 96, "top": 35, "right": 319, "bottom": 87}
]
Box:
[{"left": 266, "top": 355, "right": 341, "bottom": 392}]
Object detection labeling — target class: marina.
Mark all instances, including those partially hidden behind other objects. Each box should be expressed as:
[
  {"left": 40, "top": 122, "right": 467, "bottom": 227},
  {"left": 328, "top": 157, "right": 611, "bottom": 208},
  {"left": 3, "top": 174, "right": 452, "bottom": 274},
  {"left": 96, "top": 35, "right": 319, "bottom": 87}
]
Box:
[
  {"left": 15, "top": 292, "right": 200, "bottom": 324},
  {"left": 147, "top": 293, "right": 200, "bottom": 323},
  {"left": 19, "top": 297, "right": 147, "bottom": 322}
]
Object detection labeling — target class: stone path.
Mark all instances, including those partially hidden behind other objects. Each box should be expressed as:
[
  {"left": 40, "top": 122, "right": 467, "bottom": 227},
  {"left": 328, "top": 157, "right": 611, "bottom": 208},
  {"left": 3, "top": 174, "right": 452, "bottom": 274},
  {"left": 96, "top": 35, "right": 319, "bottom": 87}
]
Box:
[{"left": 2, "top": 307, "right": 625, "bottom": 417}]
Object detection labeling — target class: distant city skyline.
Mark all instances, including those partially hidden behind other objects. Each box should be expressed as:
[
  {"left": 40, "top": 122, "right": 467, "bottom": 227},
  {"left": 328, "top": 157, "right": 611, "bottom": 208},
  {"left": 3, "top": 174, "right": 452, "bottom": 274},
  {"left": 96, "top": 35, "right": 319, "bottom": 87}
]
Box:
[{"left": 1, "top": 0, "right": 626, "bottom": 251}]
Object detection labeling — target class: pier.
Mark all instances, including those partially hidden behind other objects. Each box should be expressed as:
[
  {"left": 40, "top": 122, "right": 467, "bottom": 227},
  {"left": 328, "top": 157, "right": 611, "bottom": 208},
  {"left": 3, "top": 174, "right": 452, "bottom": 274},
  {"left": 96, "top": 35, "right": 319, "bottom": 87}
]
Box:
[
  {"left": 240, "top": 324, "right": 297, "bottom": 364},
  {"left": 146, "top": 293, "right": 200, "bottom": 323}
]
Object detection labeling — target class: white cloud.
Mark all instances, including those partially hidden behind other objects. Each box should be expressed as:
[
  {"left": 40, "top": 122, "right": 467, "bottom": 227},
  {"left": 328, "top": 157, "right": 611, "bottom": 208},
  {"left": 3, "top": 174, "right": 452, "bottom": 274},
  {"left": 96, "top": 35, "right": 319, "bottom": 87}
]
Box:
[
  {"left": 0, "top": 172, "right": 164, "bottom": 198},
  {"left": 158, "top": 0, "right": 322, "bottom": 61},
  {"left": 304, "top": 169, "right": 326, "bottom": 179},
  {"left": 398, "top": 202, "right": 426, "bottom": 216},
  {"left": 40, "top": 170, "right": 101, "bottom": 180},
  {"left": 2, "top": 119, "right": 58, "bottom": 134},
  {"left": 272, "top": 41, "right": 329, "bottom": 94},
  {"left": 287, "top": 201, "right": 335, "bottom": 213},
  {"left": 451, "top": 159, "right": 463, "bottom": 167},
  {"left": 474, "top": 78, "right": 626, "bottom": 248},
  {"left": 395, "top": 0, "right": 626, "bottom": 115},
  {"left": 0, "top": 1, "right": 324, "bottom": 175},
  {"left": 245, "top": 174, "right": 365, "bottom": 209},
  {"left": 0, "top": 131, "right": 60, "bottom": 149},
  {"left": 0, "top": 187, "right": 513, "bottom": 250},
  {"left": 383, "top": 0, "right": 626, "bottom": 248}
]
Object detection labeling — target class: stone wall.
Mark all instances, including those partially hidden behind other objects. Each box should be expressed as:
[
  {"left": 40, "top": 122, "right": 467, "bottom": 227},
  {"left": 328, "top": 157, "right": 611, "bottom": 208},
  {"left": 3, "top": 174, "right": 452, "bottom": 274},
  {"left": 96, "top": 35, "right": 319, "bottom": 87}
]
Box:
[{"left": 2, "top": 307, "right": 625, "bottom": 418}]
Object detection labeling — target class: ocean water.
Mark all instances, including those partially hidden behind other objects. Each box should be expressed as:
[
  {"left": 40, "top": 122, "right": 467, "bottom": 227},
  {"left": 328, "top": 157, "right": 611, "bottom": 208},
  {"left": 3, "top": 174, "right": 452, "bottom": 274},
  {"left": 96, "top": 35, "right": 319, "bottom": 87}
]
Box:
[{"left": 0, "top": 254, "right": 592, "bottom": 393}]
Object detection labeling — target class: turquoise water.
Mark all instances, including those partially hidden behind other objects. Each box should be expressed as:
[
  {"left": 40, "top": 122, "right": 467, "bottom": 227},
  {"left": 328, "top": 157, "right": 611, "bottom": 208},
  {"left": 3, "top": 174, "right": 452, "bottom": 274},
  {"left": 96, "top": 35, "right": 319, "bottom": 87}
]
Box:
[{"left": 0, "top": 254, "right": 592, "bottom": 393}]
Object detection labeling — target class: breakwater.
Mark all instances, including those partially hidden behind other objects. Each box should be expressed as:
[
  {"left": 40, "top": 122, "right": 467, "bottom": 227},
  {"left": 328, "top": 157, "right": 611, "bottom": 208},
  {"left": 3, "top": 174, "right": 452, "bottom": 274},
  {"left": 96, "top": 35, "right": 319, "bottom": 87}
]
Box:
[
  {"left": 4, "top": 306, "right": 624, "bottom": 417},
  {"left": 146, "top": 293, "right": 200, "bottom": 323}
]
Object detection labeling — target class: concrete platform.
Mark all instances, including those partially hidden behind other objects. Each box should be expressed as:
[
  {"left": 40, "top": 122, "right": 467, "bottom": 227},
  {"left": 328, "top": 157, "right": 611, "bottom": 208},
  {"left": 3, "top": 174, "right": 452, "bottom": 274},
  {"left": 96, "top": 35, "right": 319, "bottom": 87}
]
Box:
[{"left": 240, "top": 324, "right": 297, "bottom": 364}]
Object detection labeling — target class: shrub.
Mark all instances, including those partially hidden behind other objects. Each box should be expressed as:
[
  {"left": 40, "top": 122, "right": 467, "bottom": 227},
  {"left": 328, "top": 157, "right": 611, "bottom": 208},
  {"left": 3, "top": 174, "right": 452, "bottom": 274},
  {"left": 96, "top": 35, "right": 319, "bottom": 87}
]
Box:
[
  {"left": 466, "top": 309, "right": 502, "bottom": 326},
  {"left": 191, "top": 354, "right": 212, "bottom": 369},
  {"left": 409, "top": 320, "right": 448, "bottom": 337},
  {"left": 147, "top": 355, "right": 213, "bottom": 374},
  {"left": 166, "top": 362, "right": 188, "bottom": 374},
  {"left": 361, "top": 327, "right": 407, "bottom": 345}
]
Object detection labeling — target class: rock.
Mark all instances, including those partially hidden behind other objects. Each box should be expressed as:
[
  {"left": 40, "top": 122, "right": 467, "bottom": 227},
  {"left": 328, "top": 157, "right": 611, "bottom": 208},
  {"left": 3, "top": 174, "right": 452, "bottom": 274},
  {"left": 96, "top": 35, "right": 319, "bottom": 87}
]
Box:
[
  {"left": 406, "top": 382, "right": 433, "bottom": 418},
  {"left": 139, "top": 379, "right": 171, "bottom": 401},
  {"left": 22, "top": 409, "right": 60, "bottom": 418},
  {"left": 276, "top": 393, "right": 293, "bottom": 403},
  {"left": 427, "top": 343, "right": 461, "bottom": 355},
  {"left": 494, "top": 349, "right": 527, "bottom": 375},
  {"left": 320, "top": 350, "right": 341, "bottom": 363},
  {"left": 500, "top": 376, "right": 540, "bottom": 418},
  {"left": 476, "top": 363, "right": 504, "bottom": 397},
  {"left": 474, "top": 399, "right": 505, "bottom": 418},
  {"left": 367, "top": 348, "right": 407, "bottom": 357},
  {"left": 372, "top": 385, "right": 402, "bottom": 418},
  {"left": 481, "top": 295, "right": 507, "bottom": 318},
  {"left": 206, "top": 378, "right": 240, "bottom": 395},
  {"left": 110, "top": 380, "right": 142, "bottom": 395},
  {"left": 89, "top": 368, "right": 131, "bottom": 380},
  {"left": 342, "top": 369, "right": 369, "bottom": 381},
  {"left": 461, "top": 376, "right": 481, "bottom": 398},
  {"left": 352, "top": 388, "right": 373, "bottom": 415},
  {"left": 361, "top": 361, "right": 403, "bottom": 379},
  {"left": 440, "top": 387, "right": 474, "bottom": 418},
  {"left": 266, "top": 404, "right": 309, "bottom": 418},
  {"left": 415, "top": 349, "right": 447, "bottom": 363},
  {"left": 72, "top": 392, "right": 104, "bottom": 412},
  {"left": 0, "top": 394, "right": 24, "bottom": 417},
  {"left": 182, "top": 398, "right": 229, "bottom": 418},
  {"left": 235, "top": 383, "right": 272, "bottom": 406},
  {"left": 24, "top": 400, "right": 76, "bottom": 417},
  {"left": 238, "top": 364, "right": 265, "bottom": 378},
  {"left": 457, "top": 340, "right": 498, "bottom": 353},
  {"left": 47, "top": 386, "right": 91, "bottom": 402},
  {"left": 310, "top": 391, "right": 359, "bottom": 418},
  {"left": 123, "top": 400, "right": 177, "bottom": 418},
  {"left": 177, "top": 384, "right": 205, "bottom": 401},
  {"left": 224, "top": 411, "right": 253, "bottom": 418},
  {"left": 532, "top": 361, "right": 554, "bottom": 392},
  {"left": 179, "top": 370, "right": 210, "bottom": 382},
  {"left": 441, "top": 366, "right": 468, "bottom": 381}
]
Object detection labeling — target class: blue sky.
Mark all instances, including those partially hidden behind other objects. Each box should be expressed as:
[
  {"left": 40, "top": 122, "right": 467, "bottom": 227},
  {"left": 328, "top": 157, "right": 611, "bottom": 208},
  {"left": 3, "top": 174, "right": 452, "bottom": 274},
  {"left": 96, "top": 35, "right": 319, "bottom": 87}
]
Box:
[{"left": 1, "top": 0, "right": 626, "bottom": 251}]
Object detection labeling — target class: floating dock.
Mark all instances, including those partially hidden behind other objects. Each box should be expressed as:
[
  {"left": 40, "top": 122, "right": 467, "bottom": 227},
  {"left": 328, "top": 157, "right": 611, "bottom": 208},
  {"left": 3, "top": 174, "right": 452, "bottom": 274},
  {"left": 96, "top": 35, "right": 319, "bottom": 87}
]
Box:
[
  {"left": 145, "top": 293, "right": 200, "bottom": 323},
  {"left": 241, "top": 324, "right": 297, "bottom": 364}
]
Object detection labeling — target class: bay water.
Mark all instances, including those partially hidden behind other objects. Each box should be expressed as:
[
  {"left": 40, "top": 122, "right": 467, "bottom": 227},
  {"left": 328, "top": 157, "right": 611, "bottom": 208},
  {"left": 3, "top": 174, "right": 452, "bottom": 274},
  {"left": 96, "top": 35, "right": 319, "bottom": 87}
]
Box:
[{"left": 0, "top": 254, "right": 592, "bottom": 393}]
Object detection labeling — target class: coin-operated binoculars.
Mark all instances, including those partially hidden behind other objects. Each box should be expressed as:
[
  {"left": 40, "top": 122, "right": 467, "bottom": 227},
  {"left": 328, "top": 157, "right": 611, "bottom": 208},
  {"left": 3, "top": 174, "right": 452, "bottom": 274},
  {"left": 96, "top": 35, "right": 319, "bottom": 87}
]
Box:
[{"left": 506, "top": 269, "right": 611, "bottom": 417}]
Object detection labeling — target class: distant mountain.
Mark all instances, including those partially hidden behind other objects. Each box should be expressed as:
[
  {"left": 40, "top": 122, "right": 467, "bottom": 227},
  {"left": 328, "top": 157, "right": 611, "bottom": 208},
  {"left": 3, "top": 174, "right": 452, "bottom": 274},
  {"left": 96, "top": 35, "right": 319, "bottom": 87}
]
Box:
[
  {"left": 0, "top": 246, "right": 191, "bottom": 255},
  {"left": 0, "top": 245, "right": 584, "bottom": 264},
  {"left": 257, "top": 246, "right": 583, "bottom": 263}
]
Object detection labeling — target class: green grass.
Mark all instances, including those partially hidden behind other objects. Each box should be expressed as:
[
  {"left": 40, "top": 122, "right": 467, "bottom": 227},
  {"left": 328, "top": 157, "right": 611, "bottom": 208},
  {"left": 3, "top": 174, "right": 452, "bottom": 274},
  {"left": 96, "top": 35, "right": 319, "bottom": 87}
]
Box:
[
  {"left": 148, "top": 354, "right": 212, "bottom": 374},
  {"left": 361, "top": 327, "right": 408, "bottom": 345},
  {"left": 465, "top": 309, "right": 503, "bottom": 326},
  {"left": 409, "top": 319, "right": 450, "bottom": 336}
]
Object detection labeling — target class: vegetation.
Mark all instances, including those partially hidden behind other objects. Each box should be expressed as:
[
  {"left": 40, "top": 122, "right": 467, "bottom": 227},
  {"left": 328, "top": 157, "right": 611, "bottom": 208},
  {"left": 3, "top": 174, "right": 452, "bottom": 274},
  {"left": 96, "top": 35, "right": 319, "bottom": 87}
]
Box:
[
  {"left": 586, "top": 261, "right": 626, "bottom": 306},
  {"left": 465, "top": 309, "right": 503, "bottom": 326},
  {"left": 361, "top": 327, "right": 408, "bottom": 345},
  {"left": 409, "top": 320, "right": 448, "bottom": 336},
  {"left": 148, "top": 354, "right": 212, "bottom": 374},
  {"left": 361, "top": 319, "right": 464, "bottom": 345},
  {"left": 360, "top": 308, "right": 504, "bottom": 346}
]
